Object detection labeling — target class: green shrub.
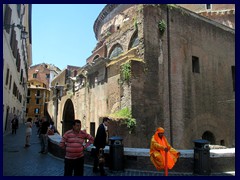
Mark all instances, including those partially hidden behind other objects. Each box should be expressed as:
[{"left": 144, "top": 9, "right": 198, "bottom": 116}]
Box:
[{"left": 110, "top": 107, "right": 136, "bottom": 134}]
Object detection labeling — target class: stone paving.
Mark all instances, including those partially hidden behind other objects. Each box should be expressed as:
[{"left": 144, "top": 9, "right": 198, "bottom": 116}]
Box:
[{"left": 3, "top": 124, "right": 235, "bottom": 176}]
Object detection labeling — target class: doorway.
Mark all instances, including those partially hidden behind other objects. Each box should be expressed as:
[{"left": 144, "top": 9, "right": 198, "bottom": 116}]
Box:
[{"left": 62, "top": 99, "right": 75, "bottom": 134}]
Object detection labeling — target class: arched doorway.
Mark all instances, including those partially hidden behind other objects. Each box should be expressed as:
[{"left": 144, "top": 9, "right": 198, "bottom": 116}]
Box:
[
  {"left": 62, "top": 99, "right": 75, "bottom": 134},
  {"left": 202, "top": 131, "right": 216, "bottom": 144}
]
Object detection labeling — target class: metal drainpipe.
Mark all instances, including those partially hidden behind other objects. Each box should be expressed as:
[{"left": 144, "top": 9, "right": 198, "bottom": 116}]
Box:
[{"left": 167, "top": 6, "right": 173, "bottom": 145}]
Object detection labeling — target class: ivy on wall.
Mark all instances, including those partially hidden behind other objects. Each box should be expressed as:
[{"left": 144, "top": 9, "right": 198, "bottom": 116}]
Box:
[
  {"left": 120, "top": 62, "right": 131, "bottom": 83},
  {"left": 158, "top": 19, "right": 166, "bottom": 35}
]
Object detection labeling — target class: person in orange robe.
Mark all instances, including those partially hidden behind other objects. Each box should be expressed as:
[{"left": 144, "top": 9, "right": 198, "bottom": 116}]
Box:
[{"left": 150, "top": 127, "right": 180, "bottom": 171}]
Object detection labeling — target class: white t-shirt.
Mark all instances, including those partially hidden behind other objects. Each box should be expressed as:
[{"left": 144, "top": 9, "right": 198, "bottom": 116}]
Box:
[{"left": 25, "top": 122, "right": 32, "bottom": 135}]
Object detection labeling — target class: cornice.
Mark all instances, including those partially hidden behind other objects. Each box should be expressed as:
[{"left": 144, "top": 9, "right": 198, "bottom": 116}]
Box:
[{"left": 93, "top": 4, "right": 119, "bottom": 40}]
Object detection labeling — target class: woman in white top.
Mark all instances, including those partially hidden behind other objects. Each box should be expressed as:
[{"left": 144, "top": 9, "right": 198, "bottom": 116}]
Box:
[{"left": 25, "top": 118, "right": 32, "bottom": 148}]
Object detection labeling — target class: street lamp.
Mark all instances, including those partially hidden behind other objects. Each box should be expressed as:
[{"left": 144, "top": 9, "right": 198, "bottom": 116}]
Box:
[
  {"left": 21, "top": 28, "right": 28, "bottom": 39},
  {"left": 3, "top": 23, "right": 28, "bottom": 40},
  {"left": 52, "top": 85, "right": 64, "bottom": 131}
]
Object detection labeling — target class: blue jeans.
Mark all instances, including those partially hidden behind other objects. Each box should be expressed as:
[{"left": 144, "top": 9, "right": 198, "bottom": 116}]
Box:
[{"left": 40, "top": 134, "right": 48, "bottom": 152}]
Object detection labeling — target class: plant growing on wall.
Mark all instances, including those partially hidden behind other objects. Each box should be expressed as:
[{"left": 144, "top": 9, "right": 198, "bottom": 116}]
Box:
[
  {"left": 109, "top": 107, "right": 136, "bottom": 134},
  {"left": 134, "top": 19, "right": 138, "bottom": 30},
  {"left": 158, "top": 20, "right": 166, "bottom": 35},
  {"left": 120, "top": 62, "right": 131, "bottom": 82}
]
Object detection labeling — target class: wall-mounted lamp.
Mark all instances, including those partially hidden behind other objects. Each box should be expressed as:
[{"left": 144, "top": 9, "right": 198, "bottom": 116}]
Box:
[
  {"left": 4, "top": 23, "right": 28, "bottom": 40},
  {"left": 21, "top": 28, "right": 28, "bottom": 39}
]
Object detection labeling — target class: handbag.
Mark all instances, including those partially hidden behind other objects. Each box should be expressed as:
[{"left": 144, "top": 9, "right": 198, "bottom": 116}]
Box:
[{"left": 98, "top": 148, "right": 105, "bottom": 165}]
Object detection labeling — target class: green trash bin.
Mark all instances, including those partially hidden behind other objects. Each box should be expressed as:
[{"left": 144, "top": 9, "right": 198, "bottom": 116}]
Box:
[
  {"left": 193, "top": 139, "right": 211, "bottom": 175},
  {"left": 109, "top": 136, "right": 124, "bottom": 171}
]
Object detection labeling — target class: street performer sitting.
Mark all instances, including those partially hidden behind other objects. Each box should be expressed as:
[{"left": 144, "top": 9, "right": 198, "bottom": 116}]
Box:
[{"left": 149, "top": 127, "right": 180, "bottom": 172}]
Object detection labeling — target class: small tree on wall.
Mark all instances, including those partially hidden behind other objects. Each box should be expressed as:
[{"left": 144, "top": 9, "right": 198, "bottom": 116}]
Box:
[{"left": 108, "top": 107, "right": 136, "bottom": 134}]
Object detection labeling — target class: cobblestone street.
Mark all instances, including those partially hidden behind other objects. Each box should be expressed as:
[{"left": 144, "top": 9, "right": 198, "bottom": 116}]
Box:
[{"left": 3, "top": 124, "right": 235, "bottom": 176}]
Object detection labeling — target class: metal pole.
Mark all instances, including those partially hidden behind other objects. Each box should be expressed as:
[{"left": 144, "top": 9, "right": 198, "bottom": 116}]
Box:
[{"left": 164, "top": 151, "right": 168, "bottom": 176}]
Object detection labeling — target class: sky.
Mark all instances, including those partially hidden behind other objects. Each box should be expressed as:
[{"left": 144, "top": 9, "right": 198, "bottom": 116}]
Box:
[{"left": 32, "top": 4, "right": 106, "bottom": 70}]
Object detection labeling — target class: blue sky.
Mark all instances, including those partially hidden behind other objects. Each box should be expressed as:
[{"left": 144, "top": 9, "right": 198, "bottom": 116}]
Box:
[{"left": 32, "top": 4, "right": 106, "bottom": 70}]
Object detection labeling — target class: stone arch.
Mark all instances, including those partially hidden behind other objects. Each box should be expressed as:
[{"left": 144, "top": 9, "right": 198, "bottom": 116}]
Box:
[
  {"left": 108, "top": 43, "right": 123, "bottom": 59},
  {"left": 128, "top": 30, "right": 139, "bottom": 50},
  {"left": 202, "top": 131, "right": 216, "bottom": 144},
  {"left": 62, "top": 99, "right": 75, "bottom": 134}
]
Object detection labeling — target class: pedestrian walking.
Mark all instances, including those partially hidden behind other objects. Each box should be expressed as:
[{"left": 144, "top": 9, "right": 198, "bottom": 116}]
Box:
[
  {"left": 39, "top": 117, "right": 50, "bottom": 154},
  {"left": 59, "top": 119, "right": 94, "bottom": 176},
  {"left": 92, "top": 117, "right": 110, "bottom": 176},
  {"left": 11, "top": 114, "right": 19, "bottom": 134},
  {"left": 36, "top": 118, "right": 42, "bottom": 137},
  {"left": 149, "top": 127, "right": 180, "bottom": 175},
  {"left": 24, "top": 118, "right": 32, "bottom": 148}
]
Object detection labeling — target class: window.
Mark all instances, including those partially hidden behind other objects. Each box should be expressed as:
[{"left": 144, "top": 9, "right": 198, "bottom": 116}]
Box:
[
  {"left": 12, "top": 82, "right": 17, "bottom": 97},
  {"left": 192, "top": 56, "right": 200, "bottom": 73},
  {"left": 109, "top": 44, "right": 123, "bottom": 59},
  {"left": 5, "top": 68, "right": 9, "bottom": 85},
  {"left": 16, "top": 51, "right": 21, "bottom": 72},
  {"left": 9, "top": 75, "right": 12, "bottom": 90},
  {"left": 33, "top": 73, "right": 37, "bottom": 78},
  {"left": 34, "top": 108, "right": 39, "bottom": 114},
  {"left": 20, "top": 69, "right": 23, "bottom": 82},
  {"left": 36, "top": 90, "right": 40, "bottom": 96},
  {"left": 206, "top": 4, "right": 212, "bottom": 10},
  {"left": 231, "top": 66, "right": 235, "bottom": 91},
  {"left": 36, "top": 98, "right": 40, "bottom": 104},
  {"left": 93, "top": 55, "right": 100, "bottom": 61},
  {"left": 128, "top": 32, "right": 139, "bottom": 49},
  {"left": 220, "top": 140, "right": 225, "bottom": 146},
  {"left": 10, "top": 29, "right": 17, "bottom": 59},
  {"left": 46, "top": 74, "right": 50, "bottom": 78},
  {"left": 4, "top": 5, "right": 12, "bottom": 34}
]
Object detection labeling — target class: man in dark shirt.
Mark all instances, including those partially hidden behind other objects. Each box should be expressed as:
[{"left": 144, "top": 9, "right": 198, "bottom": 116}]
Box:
[
  {"left": 93, "top": 117, "right": 110, "bottom": 176},
  {"left": 39, "top": 117, "right": 50, "bottom": 154}
]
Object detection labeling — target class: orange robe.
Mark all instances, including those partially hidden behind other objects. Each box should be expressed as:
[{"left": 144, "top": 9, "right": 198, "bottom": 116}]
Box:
[{"left": 149, "top": 133, "right": 180, "bottom": 170}]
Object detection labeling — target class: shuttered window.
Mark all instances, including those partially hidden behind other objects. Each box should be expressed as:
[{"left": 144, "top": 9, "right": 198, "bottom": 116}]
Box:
[{"left": 4, "top": 5, "right": 12, "bottom": 34}]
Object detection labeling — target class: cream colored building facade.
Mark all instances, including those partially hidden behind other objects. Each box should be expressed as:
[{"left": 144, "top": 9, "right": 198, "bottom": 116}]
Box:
[
  {"left": 3, "top": 4, "right": 32, "bottom": 132},
  {"left": 26, "top": 63, "right": 60, "bottom": 120}
]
